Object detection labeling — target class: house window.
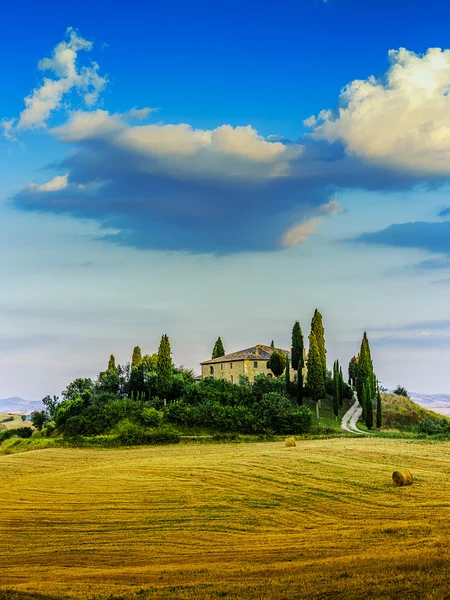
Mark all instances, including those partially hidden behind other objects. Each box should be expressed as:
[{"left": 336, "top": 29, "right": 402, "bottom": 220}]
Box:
[
  {"left": 254, "top": 361, "right": 258, "bottom": 368},
  {"left": 230, "top": 362, "right": 233, "bottom": 369},
  {"left": 221, "top": 364, "right": 223, "bottom": 370},
  {"left": 267, "top": 373, "right": 273, "bottom": 379},
  {"left": 231, "top": 375, "right": 234, "bottom": 384},
  {"left": 210, "top": 366, "right": 214, "bottom": 376}
]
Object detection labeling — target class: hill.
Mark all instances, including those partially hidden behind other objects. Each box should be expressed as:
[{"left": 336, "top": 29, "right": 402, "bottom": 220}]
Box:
[
  {"left": 381, "top": 393, "right": 449, "bottom": 430},
  {"left": 1, "top": 438, "right": 449, "bottom": 600},
  {"left": 0, "top": 398, "right": 42, "bottom": 414}
]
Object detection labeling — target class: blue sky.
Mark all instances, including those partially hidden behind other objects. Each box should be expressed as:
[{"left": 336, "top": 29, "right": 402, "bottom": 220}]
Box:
[{"left": 2, "top": 0, "right": 450, "bottom": 397}]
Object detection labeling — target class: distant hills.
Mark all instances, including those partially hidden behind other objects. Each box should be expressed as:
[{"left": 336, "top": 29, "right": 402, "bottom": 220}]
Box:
[
  {"left": 0, "top": 398, "right": 43, "bottom": 414},
  {"left": 409, "top": 393, "right": 450, "bottom": 417}
]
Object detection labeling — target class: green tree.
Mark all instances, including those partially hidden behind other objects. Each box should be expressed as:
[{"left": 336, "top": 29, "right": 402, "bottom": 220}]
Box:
[
  {"left": 157, "top": 334, "right": 173, "bottom": 400},
  {"left": 311, "top": 309, "right": 327, "bottom": 379},
  {"left": 297, "top": 357, "right": 304, "bottom": 406},
  {"left": 356, "top": 332, "right": 374, "bottom": 405},
  {"left": 268, "top": 350, "right": 285, "bottom": 377},
  {"left": 348, "top": 355, "right": 358, "bottom": 387},
  {"left": 393, "top": 385, "right": 408, "bottom": 397},
  {"left": 376, "top": 387, "right": 382, "bottom": 428},
  {"left": 212, "top": 337, "right": 225, "bottom": 359},
  {"left": 333, "top": 361, "right": 339, "bottom": 418},
  {"left": 61, "top": 378, "right": 93, "bottom": 402},
  {"left": 142, "top": 353, "right": 158, "bottom": 373},
  {"left": 306, "top": 333, "right": 325, "bottom": 409},
  {"left": 270, "top": 340, "right": 275, "bottom": 348},
  {"left": 365, "top": 385, "right": 374, "bottom": 430},
  {"left": 131, "top": 346, "right": 143, "bottom": 368},
  {"left": 31, "top": 410, "right": 48, "bottom": 431},
  {"left": 361, "top": 381, "right": 367, "bottom": 422},
  {"left": 339, "top": 366, "right": 344, "bottom": 407},
  {"left": 291, "top": 321, "right": 304, "bottom": 372},
  {"left": 285, "top": 354, "right": 291, "bottom": 394},
  {"left": 42, "top": 395, "right": 60, "bottom": 420},
  {"left": 108, "top": 354, "right": 117, "bottom": 371}
]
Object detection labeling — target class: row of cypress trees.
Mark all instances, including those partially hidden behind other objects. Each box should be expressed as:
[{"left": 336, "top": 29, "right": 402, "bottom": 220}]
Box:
[
  {"left": 107, "top": 334, "right": 174, "bottom": 401},
  {"left": 348, "top": 332, "right": 382, "bottom": 429}
]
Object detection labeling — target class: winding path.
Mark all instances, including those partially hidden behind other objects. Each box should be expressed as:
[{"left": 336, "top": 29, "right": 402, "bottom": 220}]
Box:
[{"left": 341, "top": 394, "right": 372, "bottom": 435}]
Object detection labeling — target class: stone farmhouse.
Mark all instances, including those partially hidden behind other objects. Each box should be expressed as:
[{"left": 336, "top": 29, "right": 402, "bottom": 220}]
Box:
[{"left": 200, "top": 344, "right": 307, "bottom": 384}]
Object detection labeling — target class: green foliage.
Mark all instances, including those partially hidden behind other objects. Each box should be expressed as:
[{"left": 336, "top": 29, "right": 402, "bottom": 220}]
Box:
[
  {"left": 267, "top": 349, "right": 285, "bottom": 377},
  {"left": 142, "top": 353, "right": 158, "bottom": 373},
  {"left": 348, "top": 356, "right": 358, "bottom": 387},
  {"left": 393, "top": 385, "right": 409, "bottom": 397},
  {"left": 0, "top": 427, "right": 33, "bottom": 443},
  {"left": 285, "top": 354, "right": 291, "bottom": 393},
  {"left": 131, "top": 346, "right": 143, "bottom": 368},
  {"left": 62, "top": 378, "right": 93, "bottom": 402},
  {"left": 270, "top": 340, "right": 275, "bottom": 348},
  {"left": 365, "top": 384, "right": 374, "bottom": 430},
  {"left": 117, "top": 419, "right": 144, "bottom": 446},
  {"left": 333, "top": 361, "right": 339, "bottom": 417},
  {"left": 356, "top": 332, "right": 373, "bottom": 404},
  {"left": 418, "top": 418, "right": 450, "bottom": 436},
  {"left": 140, "top": 407, "right": 163, "bottom": 427},
  {"left": 41, "top": 395, "right": 60, "bottom": 419},
  {"left": 108, "top": 354, "right": 117, "bottom": 371},
  {"left": 212, "top": 337, "right": 225, "bottom": 359},
  {"left": 306, "top": 333, "right": 325, "bottom": 403},
  {"left": 291, "top": 321, "right": 304, "bottom": 372},
  {"left": 157, "top": 334, "right": 173, "bottom": 399},
  {"left": 311, "top": 309, "right": 327, "bottom": 378},
  {"left": 31, "top": 410, "right": 49, "bottom": 431},
  {"left": 238, "top": 374, "right": 250, "bottom": 386},
  {"left": 376, "top": 388, "right": 382, "bottom": 428}
]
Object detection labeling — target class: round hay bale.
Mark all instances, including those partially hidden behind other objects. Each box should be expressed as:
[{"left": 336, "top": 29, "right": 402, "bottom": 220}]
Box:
[
  {"left": 392, "top": 470, "right": 413, "bottom": 486},
  {"left": 285, "top": 437, "right": 296, "bottom": 448}
]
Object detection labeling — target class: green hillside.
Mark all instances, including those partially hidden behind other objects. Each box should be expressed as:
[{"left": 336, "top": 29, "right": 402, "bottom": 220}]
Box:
[{"left": 381, "top": 393, "right": 449, "bottom": 431}]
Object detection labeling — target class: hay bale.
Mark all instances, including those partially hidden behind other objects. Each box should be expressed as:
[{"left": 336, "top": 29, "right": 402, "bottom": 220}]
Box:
[
  {"left": 285, "top": 437, "right": 296, "bottom": 447},
  {"left": 392, "top": 470, "right": 413, "bottom": 486}
]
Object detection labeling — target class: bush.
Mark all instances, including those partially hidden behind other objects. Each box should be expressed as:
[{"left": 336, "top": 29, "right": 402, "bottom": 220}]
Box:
[
  {"left": 0, "top": 427, "right": 33, "bottom": 443},
  {"left": 44, "top": 423, "right": 56, "bottom": 437},
  {"left": 116, "top": 419, "right": 145, "bottom": 446},
  {"left": 144, "top": 427, "right": 180, "bottom": 445},
  {"left": 140, "top": 407, "right": 163, "bottom": 427},
  {"left": 165, "top": 401, "right": 192, "bottom": 426},
  {"left": 418, "top": 418, "right": 450, "bottom": 436}
]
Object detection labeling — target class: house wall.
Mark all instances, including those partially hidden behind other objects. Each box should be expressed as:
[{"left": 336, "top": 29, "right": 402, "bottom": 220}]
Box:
[{"left": 201, "top": 357, "right": 307, "bottom": 384}]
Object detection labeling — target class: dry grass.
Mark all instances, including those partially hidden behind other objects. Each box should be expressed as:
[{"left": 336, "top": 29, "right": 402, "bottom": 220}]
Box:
[
  {"left": 0, "top": 414, "right": 32, "bottom": 431},
  {"left": 284, "top": 437, "right": 296, "bottom": 447},
  {"left": 1, "top": 438, "right": 450, "bottom": 599},
  {"left": 393, "top": 469, "right": 414, "bottom": 486}
]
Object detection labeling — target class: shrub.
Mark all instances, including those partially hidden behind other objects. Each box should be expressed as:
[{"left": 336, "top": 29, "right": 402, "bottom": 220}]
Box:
[
  {"left": 0, "top": 427, "right": 33, "bottom": 443},
  {"left": 165, "top": 401, "right": 192, "bottom": 426},
  {"left": 116, "top": 419, "right": 145, "bottom": 446},
  {"left": 44, "top": 423, "right": 56, "bottom": 437},
  {"left": 140, "top": 407, "right": 163, "bottom": 427},
  {"left": 144, "top": 427, "right": 180, "bottom": 445}
]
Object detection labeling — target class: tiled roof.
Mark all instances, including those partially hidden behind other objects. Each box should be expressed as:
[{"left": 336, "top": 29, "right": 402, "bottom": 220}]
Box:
[{"left": 201, "top": 344, "right": 290, "bottom": 365}]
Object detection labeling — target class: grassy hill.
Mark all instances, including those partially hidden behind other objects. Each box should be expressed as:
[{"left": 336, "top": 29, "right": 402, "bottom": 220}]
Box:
[
  {"left": 1, "top": 438, "right": 450, "bottom": 599},
  {"left": 381, "top": 393, "right": 449, "bottom": 431}
]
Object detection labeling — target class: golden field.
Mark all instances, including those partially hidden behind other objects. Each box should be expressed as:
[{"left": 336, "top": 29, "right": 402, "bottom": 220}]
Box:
[{"left": 1, "top": 438, "right": 450, "bottom": 600}]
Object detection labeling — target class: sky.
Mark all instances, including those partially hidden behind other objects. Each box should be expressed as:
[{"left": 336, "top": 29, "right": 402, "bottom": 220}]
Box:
[{"left": 2, "top": 0, "right": 450, "bottom": 397}]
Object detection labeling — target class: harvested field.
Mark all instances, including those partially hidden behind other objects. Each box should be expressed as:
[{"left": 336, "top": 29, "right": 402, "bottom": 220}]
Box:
[{"left": 1, "top": 438, "right": 450, "bottom": 599}]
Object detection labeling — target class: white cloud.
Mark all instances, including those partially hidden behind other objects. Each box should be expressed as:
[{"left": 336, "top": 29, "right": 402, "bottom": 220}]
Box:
[
  {"left": 281, "top": 197, "right": 344, "bottom": 247},
  {"left": 2, "top": 28, "right": 107, "bottom": 137},
  {"left": 306, "top": 47, "right": 450, "bottom": 175},
  {"left": 52, "top": 110, "right": 303, "bottom": 180},
  {"left": 38, "top": 174, "right": 69, "bottom": 192}
]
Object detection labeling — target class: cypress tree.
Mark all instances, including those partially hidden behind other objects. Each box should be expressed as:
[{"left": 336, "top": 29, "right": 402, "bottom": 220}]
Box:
[
  {"left": 270, "top": 340, "right": 275, "bottom": 348},
  {"left": 297, "top": 357, "right": 304, "bottom": 406},
  {"left": 212, "top": 337, "right": 225, "bottom": 360},
  {"left": 157, "top": 334, "right": 173, "bottom": 400},
  {"left": 306, "top": 333, "right": 325, "bottom": 409},
  {"left": 291, "top": 321, "right": 304, "bottom": 372},
  {"left": 333, "top": 361, "right": 339, "bottom": 418},
  {"left": 131, "top": 346, "right": 143, "bottom": 368},
  {"left": 356, "top": 332, "right": 373, "bottom": 405},
  {"left": 361, "top": 381, "right": 367, "bottom": 422},
  {"left": 311, "top": 309, "right": 327, "bottom": 379},
  {"left": 348, "top": 356, "right": 358, "bottom": 387},
  {"left": 108, "top": 354, "right": 116, "bottom": 371},
  {"left": 285, "top": 354, "right": 291, "bottom": 394},
  {"left": 366, "top": 387, "right": 374, "bottom": 430},
  {"left": 268, "top": 349, "right": 285, "bottom": 377},
  {"left": 376, "top": 387, "right": 382, "bottom": 428}
]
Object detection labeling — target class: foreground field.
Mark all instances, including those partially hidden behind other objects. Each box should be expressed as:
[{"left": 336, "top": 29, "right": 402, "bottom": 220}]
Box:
[{"left": 1, "top": 439, "right": 450, "bottom": 600}]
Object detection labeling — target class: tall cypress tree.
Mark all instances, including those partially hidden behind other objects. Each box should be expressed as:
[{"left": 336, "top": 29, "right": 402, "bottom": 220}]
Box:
[
  {"left": 365, "top": 387, "right": 374, "bottom": 430},
  {"left": 212, "top": 337, "right": 225, "bottom": 359},
  {"left": 108, "top": 354, "right": 116, "bottom": 371},
  {"left": 291, "top": 321, "right": 304, "bottom": 372},
  {"left": 333, "top": 361, "right": 339, "bottom": 418},
  {"left": 157, "top": 334, "right": 173, "bottom": 400},
  {"left": 376, "top": 387, "right": 382, "bottom": 428},
  {"left": 339, "top": 366, "right": 344, "bottom": 407},
  {"left": 270, "top": 340, "right": 275, "bottom": 348},
  {"left": 356, "top": 332, "right": 374, "bottom": 405},
  {"left": 297, "top": 356, "right": 304, "bottom": 406},
  {"left": 285, "top": 354, "right": 291, "bottom": 394},
  {"left": 311, "top": 309, "right": 327, "bottom": 379},
  {"left": 131, "top": 346, "right": 143, "bottom": 368},
  {"left": 348, "top": 356, "right": 358, "bottom": 387},
  {"left": 307, "top": 333, "right": 325, "bottom": 411},
  {"left": 361, "top": 381, "right": 367, "bottom": 422}
]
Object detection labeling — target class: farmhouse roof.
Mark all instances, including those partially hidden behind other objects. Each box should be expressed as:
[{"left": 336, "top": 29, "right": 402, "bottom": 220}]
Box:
[{"left": 201, "top": 344, "right": 290, "bottom": 365}]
